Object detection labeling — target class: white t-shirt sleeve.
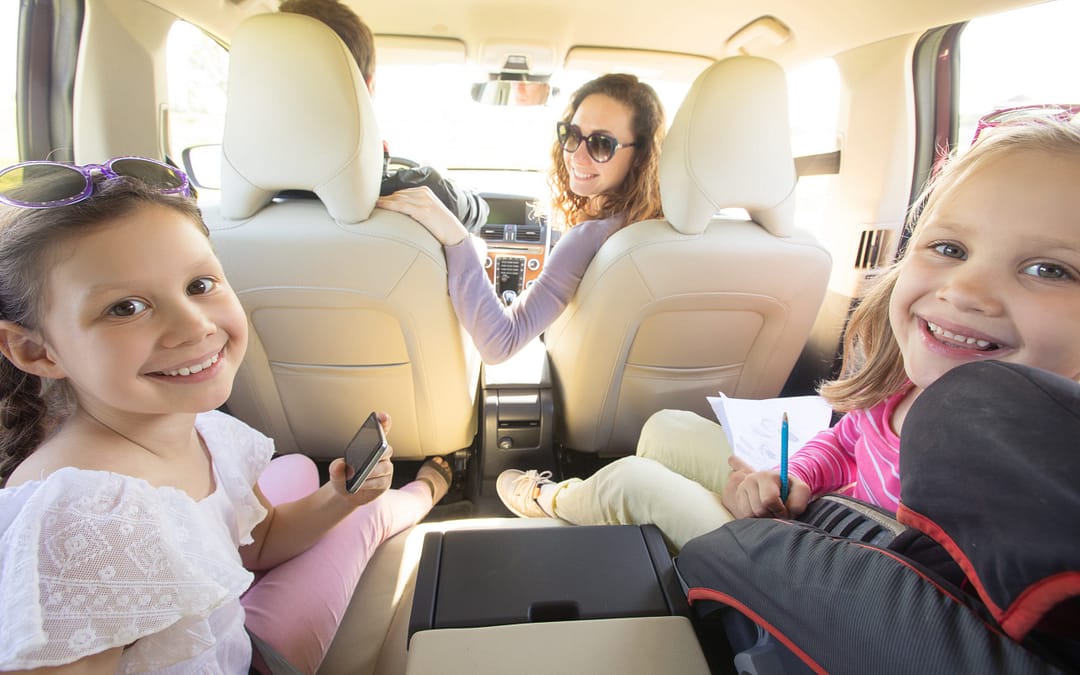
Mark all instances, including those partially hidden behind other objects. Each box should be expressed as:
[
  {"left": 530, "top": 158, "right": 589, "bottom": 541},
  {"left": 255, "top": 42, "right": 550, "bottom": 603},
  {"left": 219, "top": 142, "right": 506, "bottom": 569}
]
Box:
[{"left": 195, "top": 410, "right": 275, "bottom": 545}]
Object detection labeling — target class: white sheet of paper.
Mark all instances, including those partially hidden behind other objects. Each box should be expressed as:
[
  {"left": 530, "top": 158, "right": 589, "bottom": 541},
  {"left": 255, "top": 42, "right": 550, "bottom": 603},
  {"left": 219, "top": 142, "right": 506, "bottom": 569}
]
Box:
[{"left": 708, "top": 393, "right": 834, "bottom": 471}]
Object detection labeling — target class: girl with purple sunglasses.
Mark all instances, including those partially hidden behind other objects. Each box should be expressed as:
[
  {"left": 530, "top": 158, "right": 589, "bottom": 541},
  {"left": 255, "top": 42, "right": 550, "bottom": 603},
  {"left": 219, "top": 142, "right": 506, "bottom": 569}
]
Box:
[{"left": 0, "top": 161, "right": 451, "bottom": 674}]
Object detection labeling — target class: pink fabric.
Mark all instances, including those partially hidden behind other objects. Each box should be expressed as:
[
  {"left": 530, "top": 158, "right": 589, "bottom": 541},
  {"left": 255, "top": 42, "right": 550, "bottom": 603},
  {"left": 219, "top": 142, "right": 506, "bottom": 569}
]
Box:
[
  {"left": 786, "top": 387, "right": 908, "bottom": 513},
  {"left": 241, "top": 455, "right": 433, "bottom": 674}
]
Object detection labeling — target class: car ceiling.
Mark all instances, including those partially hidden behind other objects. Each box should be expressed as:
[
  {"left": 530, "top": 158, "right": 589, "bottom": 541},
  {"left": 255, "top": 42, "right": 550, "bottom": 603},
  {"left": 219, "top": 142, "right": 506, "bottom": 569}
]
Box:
[{"left": 155, "top": 0, "right": 1045, "bottom": 68}]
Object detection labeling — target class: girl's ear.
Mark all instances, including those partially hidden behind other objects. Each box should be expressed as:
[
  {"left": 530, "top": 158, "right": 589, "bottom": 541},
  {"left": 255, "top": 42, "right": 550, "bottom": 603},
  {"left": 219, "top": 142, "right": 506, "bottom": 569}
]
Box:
[{"left": 0, "top": 320, "right": 65, "bottom": 379}]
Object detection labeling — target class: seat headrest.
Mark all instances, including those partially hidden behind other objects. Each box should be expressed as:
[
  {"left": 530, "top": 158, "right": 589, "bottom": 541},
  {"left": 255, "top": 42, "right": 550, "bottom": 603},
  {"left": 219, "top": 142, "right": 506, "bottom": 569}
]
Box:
[
  {"left": 660, "top": 56, "right": 797, "bottom": 236},
  {"left": 221, "top": 12, "right": 382, "bottom": 222}
]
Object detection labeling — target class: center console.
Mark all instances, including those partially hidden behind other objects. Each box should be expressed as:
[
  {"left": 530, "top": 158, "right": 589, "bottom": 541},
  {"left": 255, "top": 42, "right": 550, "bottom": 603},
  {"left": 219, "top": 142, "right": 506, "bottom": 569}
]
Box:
[
  {"left": 477, "top": 338, "right": 555, "bottom": 496},
  {"left": 476, "top": 196, "right": 550, "bottom": 305},
  {"left": 409, "top": 524, "right": 686, "bottom": 634},
  {"left": 404, "top": 524, "right": 710, "bottom": 675}
]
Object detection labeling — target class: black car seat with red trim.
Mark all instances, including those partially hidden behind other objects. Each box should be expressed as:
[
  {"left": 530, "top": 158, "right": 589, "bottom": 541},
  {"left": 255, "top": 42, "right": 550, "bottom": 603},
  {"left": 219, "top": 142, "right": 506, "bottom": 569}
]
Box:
[{"left": 675, "top": 361, "right": 1080, "bottom": 674}]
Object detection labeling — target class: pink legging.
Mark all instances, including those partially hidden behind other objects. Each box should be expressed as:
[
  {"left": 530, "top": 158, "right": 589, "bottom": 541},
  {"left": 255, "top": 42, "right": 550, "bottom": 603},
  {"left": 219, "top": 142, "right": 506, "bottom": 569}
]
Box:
[{"left": 241, "top": 454, "right": 434, "bottom": 674}]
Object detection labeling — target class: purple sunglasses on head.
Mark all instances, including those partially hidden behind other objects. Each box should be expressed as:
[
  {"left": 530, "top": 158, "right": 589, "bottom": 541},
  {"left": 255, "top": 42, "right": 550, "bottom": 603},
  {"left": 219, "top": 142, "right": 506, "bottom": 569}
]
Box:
[
  {"left": 0, "top": 156, "right": 192, "bottom": 209},
  {"left": 970, "top": 103, "right": 1080, "bottom": 145}
]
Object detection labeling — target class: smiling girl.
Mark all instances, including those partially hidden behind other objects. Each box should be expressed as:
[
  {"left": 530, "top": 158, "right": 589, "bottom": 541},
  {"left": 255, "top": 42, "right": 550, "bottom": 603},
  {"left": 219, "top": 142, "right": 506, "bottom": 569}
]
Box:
[
  {"left": 497, "top": 118, "right": 1080, "bottom": 549},
  {"left": 0, "top": 163, "right": 449, "bottom": 674},
  {"left": 724, "top": 118, "right": 1080, "bottom": 519}
]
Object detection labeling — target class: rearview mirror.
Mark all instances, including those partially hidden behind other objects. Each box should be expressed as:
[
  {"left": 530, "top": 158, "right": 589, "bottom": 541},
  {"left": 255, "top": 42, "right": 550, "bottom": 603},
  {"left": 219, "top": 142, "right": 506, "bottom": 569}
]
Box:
[{"left": 471, "top": 80, "right": 554, "bottom": 107}]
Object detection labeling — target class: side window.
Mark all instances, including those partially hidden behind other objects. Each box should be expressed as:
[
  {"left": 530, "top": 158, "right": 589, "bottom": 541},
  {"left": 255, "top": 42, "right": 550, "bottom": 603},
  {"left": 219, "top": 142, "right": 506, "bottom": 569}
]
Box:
[
  {"left": 1, "top": 2, "right": 19, "bottom": 167},
  {"left": 165, "top": 21, "right": 228, "bottom": 186},
  {"left": 787, "top": 58, "right": 841, "bottom": 230},
  {"left": 957, "top": 0, "right": 1080, "bottom": 148}
]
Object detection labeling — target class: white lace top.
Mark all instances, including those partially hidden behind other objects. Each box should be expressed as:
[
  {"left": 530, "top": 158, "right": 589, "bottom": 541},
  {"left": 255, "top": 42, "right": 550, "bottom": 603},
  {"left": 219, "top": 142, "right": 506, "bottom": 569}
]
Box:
[{"left": 0, "top": 411, "right": 274, "bottom": 673}]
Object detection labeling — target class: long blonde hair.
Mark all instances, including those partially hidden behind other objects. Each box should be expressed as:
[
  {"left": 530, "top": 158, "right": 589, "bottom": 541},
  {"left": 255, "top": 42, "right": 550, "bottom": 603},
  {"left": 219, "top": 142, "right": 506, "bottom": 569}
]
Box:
[
  {"left": 547, "top": 73, "right": 665, "bottom": 229},
  {"left": 819, "top": 119, "right": 1080, "bottom": 412}
]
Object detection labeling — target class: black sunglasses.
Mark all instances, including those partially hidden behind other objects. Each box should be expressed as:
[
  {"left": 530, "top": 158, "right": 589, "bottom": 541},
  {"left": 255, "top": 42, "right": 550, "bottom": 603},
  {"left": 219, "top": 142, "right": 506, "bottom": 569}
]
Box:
[{"left": 556, "top": 121, "right": 638, "bottom": 163}]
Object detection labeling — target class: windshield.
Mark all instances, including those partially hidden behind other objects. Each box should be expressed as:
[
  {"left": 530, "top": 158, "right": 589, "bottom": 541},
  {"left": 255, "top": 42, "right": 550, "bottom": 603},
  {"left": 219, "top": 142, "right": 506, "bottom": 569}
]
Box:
[{"left": 371, "top": 61, "right": 697, "bottom": 198}]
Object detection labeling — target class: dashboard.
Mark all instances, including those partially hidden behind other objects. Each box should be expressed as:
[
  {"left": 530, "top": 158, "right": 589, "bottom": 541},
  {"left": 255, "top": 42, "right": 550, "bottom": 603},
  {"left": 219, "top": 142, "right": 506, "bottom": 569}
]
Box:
[{"left": 476, "top": 194, "right": 554, "bottom": 305}]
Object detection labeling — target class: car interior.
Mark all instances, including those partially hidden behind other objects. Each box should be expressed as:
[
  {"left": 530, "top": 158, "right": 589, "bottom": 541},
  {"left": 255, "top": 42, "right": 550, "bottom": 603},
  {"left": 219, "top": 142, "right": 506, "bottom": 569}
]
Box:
[{"left": 5, "top": 0, "right": 1079, "bottom": 672}]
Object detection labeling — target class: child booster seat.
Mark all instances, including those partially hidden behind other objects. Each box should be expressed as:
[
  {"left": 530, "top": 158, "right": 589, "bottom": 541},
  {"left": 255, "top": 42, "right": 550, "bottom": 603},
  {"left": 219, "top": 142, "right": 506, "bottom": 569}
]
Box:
[{"left": 675, "top": 361, "right": 1080, "bottom": 674}]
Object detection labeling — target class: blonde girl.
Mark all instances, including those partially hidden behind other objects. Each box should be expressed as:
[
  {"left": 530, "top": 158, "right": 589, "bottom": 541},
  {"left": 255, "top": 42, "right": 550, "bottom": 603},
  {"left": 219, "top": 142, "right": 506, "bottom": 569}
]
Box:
[{"left": 498, "top": 118, "right": 1080, "bottom": 550}]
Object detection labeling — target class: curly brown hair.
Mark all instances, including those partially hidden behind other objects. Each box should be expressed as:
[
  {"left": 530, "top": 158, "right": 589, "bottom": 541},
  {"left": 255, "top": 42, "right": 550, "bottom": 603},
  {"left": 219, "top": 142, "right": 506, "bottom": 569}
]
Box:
[{"left": 548, "top": 73, "right": 665, "bottom": 229}]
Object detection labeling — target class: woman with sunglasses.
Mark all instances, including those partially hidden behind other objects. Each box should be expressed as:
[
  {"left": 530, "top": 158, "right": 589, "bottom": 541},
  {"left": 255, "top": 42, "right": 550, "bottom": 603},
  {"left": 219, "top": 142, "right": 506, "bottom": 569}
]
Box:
[{"left": 377, "top": 73, "right": 665, "bottom": 364}]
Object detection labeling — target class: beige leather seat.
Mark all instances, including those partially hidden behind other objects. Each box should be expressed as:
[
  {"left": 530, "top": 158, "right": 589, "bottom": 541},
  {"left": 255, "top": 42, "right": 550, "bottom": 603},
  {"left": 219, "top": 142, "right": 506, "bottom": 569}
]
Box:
[
  {"left": 202, "top": 12, "right": 481, "bottom": 460},
  {"left": 544, "top": 55, "right": 832, "bottom": 455}
]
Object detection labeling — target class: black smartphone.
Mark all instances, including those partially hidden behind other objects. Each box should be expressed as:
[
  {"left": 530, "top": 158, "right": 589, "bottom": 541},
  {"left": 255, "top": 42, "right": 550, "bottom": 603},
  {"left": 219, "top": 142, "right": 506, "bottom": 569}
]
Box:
[{"left": 344, "top": 411, "right": 388, "bottom": 493}]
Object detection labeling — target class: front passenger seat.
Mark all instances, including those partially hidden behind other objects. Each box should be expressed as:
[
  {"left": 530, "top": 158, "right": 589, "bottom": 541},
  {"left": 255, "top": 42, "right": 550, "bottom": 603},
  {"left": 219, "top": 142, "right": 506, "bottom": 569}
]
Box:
[
  {"left": 544, "top": 55, "right": 832, "bottom": 456},
  {"left": 202, "top": 12, "right": 481, "bottom": 461}
]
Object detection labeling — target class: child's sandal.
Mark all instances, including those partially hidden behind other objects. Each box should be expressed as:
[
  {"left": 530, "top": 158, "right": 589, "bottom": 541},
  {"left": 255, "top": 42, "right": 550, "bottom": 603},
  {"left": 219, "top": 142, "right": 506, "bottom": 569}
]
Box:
[{"left": 417, "top": 456, "right": 453, "bottom": 504}]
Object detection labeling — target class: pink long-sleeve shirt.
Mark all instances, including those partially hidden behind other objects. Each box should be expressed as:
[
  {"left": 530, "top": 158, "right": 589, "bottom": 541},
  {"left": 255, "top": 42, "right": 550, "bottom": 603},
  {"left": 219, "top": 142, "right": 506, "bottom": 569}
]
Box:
[
  {"left": 787, "top": 387, "right": 910, "bottom": 513},
  {"left": 443, "top": 215, "right": 624, "bottom": 364}
]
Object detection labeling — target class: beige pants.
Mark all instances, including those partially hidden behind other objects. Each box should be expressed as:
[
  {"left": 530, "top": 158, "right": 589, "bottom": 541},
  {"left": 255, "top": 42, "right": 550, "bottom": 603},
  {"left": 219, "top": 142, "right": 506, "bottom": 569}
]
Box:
[{"left": 553, "top": 409, "right": 736, "bottom": 550}]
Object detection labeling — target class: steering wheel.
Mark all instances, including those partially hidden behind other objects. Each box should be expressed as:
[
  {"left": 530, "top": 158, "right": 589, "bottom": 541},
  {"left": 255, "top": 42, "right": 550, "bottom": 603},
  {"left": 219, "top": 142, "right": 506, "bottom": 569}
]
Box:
[{"left": 387, "top": 156, "right": 420, "bottom": 173}]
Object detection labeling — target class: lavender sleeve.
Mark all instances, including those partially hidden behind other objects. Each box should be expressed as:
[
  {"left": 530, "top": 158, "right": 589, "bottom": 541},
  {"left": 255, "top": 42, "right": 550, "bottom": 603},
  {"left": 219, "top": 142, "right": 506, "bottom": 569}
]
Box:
[{"left": 442, "top": 216, "right": 622, "bottom": 364}]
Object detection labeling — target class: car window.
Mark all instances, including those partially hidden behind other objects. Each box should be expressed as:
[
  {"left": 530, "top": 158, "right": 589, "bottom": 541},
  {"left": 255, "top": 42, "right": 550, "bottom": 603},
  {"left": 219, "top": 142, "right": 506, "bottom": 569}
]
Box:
[
  {"left": 1, "top": 2, "right": 19, "bottom": 167},
  {"left": 165, "top": 20, "right": 228, "bottom": 179},
  {"left": 154, "top": 18, "right": 843, "bottom": 211},
  {"left": 375, "top": 58, "right": 700, "bottom": 200},
  {"left": 788, "top": 59, "right": 840, "bottom": 158},
  {"left": 788, "top": 58, "right": 840, "bottom": 230},
  {"left": 957, "top": 0, "right": 1080, "bottom": 149},
  {"left": 374, "top": 61, "right": 553, "bottom": 198}
]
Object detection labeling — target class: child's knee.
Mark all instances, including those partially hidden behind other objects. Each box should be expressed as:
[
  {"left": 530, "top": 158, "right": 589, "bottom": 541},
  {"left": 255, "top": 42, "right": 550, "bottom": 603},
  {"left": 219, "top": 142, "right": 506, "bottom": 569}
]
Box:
[
  {"left": 638, "top": 409, "right": 695, "bottom": 454},
  {"left": 641, "top": 409, "right": 696, "bottom": 433},
  {"left": 259, "top": 454, "right": 320, "bottom": 504},
  {"left": 272, "top": 453, "right": 317, "bottom": 470}
]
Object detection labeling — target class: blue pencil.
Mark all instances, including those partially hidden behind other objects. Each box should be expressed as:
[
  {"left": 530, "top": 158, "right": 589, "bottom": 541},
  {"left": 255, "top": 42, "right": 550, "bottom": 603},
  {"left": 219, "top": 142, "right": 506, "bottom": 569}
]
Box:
[{"left": 780, "top": 412, "right": 790, "bottom": 503}]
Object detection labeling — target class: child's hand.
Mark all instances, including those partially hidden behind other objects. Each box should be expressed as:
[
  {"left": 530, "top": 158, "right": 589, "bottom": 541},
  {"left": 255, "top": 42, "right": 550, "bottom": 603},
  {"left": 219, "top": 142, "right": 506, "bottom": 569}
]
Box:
[
  {"left": 328, "top": 412, "right": 395, "bottom": 505},
  {"left": 376, "top": 411, "right": 392, "bottom": 435},
  {"left": 721, "top": 456, "right": 811, "bottom": 519},
  {"left": 329, "top": 450, "right": 394, "bottom": 505},
  {"left": 720, "top": 455, "right": 753, "bottom": 512}
]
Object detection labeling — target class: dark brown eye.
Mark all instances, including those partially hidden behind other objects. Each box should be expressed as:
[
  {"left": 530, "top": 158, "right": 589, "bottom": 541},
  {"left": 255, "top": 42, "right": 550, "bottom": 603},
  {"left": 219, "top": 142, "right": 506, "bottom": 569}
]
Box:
[
  {"left": 187, "top": 277, "right": 217, "bottom": 295},
  {"left": 108, "top": 299, "right": 147, "bottom": 317}
]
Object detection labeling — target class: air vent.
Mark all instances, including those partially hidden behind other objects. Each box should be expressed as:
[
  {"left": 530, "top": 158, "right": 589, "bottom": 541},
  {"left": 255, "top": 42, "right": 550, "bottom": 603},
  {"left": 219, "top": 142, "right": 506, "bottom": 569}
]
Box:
[
  {"left": 479, "top": 225, "right": 509, "bottom": 241},
  {"left": 516, "top": 226, "right": 542, "bottom": 242},
  {"left": 854, "top": 229, "right": 890, "bottom": 269}
]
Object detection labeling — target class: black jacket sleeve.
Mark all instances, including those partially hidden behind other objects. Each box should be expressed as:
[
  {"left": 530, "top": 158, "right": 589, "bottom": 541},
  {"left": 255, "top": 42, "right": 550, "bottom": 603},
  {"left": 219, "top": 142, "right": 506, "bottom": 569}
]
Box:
[{"left": 380, "top": 166, "right": 490, "bottom": 230}]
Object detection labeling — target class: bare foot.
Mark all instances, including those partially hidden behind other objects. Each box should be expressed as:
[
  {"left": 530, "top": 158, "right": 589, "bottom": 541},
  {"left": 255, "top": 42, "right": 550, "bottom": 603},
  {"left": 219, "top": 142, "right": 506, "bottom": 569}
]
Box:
[{"left": 416, "top": 456, "right": 452, "bottom": 504}]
